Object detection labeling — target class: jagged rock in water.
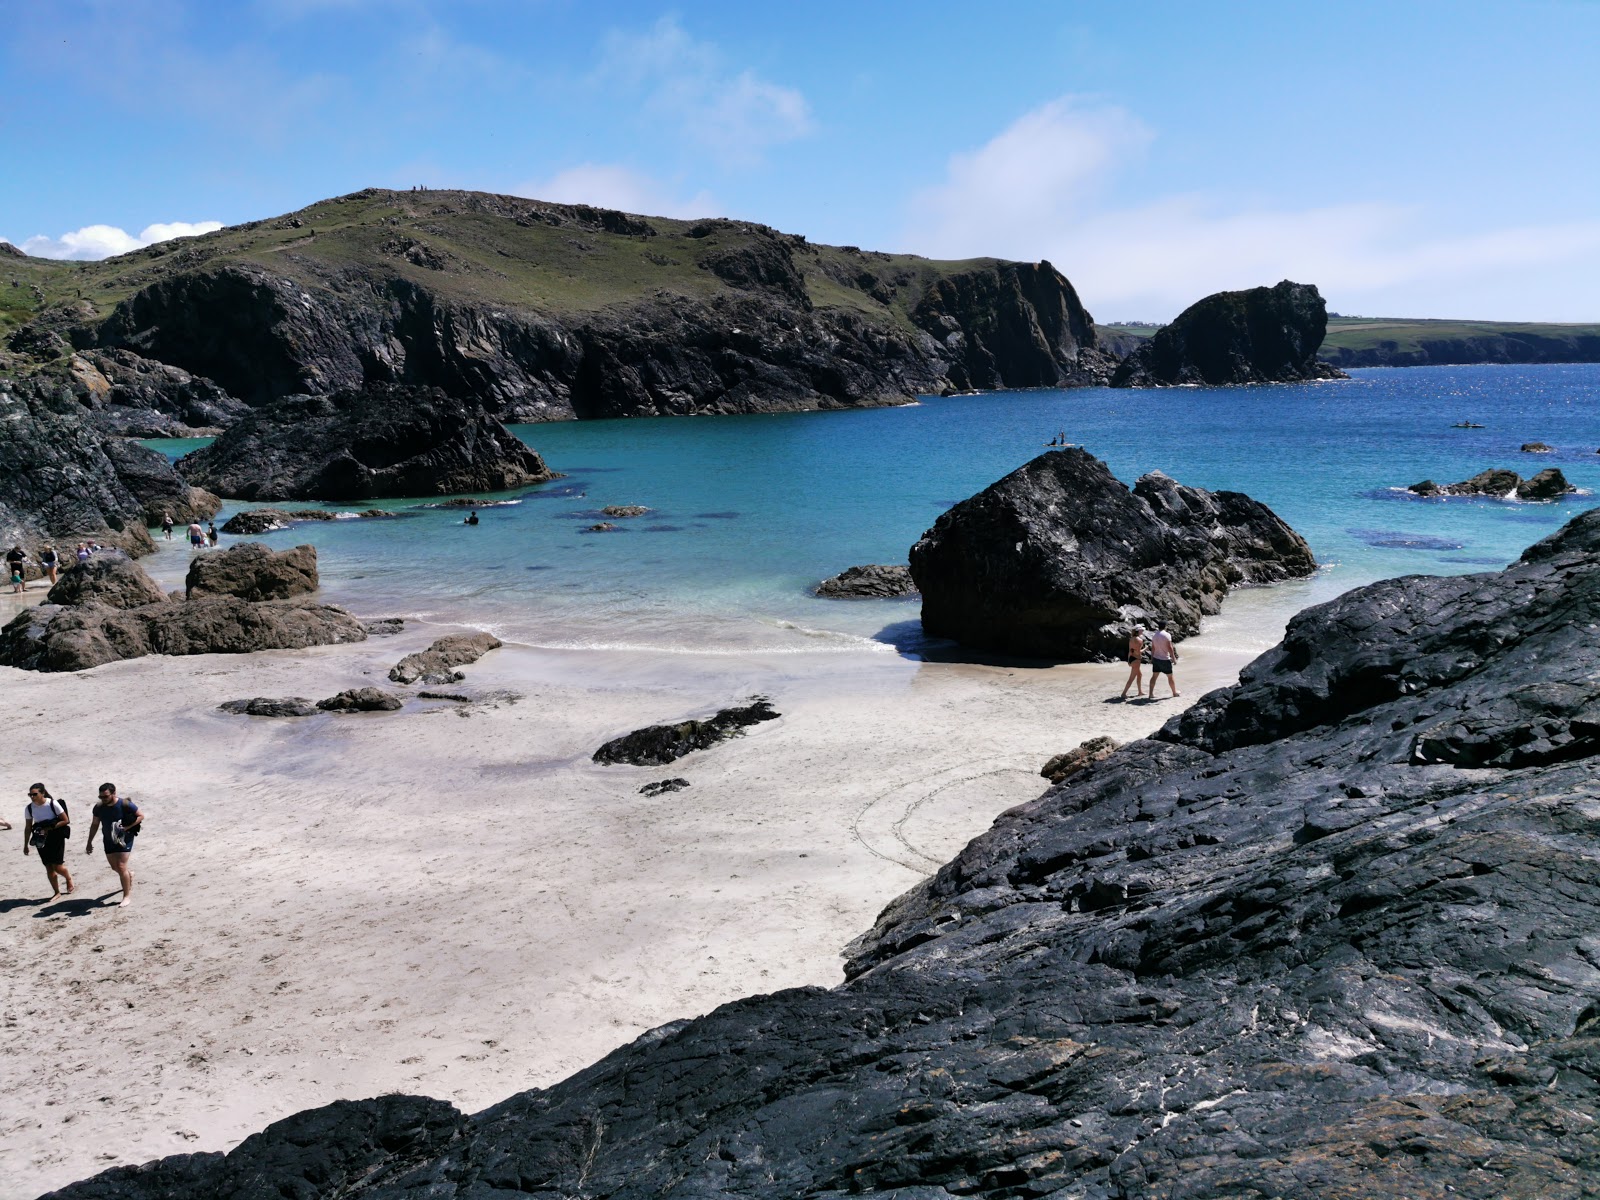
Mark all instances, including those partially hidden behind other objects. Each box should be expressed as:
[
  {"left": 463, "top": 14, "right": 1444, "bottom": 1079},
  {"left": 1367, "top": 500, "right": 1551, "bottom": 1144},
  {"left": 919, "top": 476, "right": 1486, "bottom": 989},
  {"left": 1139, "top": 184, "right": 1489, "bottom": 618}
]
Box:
[
  {"left": 1408, "top": 466, "right": 1574, "bottom": 501},
  {"left": 46, "top": 555, "right": 168, "bottom": 610},
  {"left": 639, "top": 778, "right": 691, "bottom": 796},
  {"left": 1039, "top": 735, "right": 1120, "bottom": 784},
  {"left": 186, "top": 543, "right": 319, "bottom": 602},
  {"left": 585, "top": 521, "right": 618, "bottom": 532},
  {"left": 50, "top": 510, "right": 1600, "bottom": 1200},
  {"left": 593, "top": 697, "right": 779, "bottom": 766},
  {"left": 1521, "top": 441, "right": 1554, "bottom": 453},
  {"left": 363, "top": 618, "right": 405, "bottom": 637},
  {"left": 218, "top": 697, "right": 318, "bottom": 717},
  {"left": 814, "top": 563, "right": 917, "bottom": 599},
  {"left": 910, "top": 448, "right": 1315, "bottom": 659},
  {"left": 176, "top": 382, "right": 556, "bottom": 501},
  {"left": 388, "top": 632, "right": 502, "bottom": 685},
  {"left": 99, "top": 437, "right": 221, "bottom": 525},
  {"left": 601, "top": 505, "right": 651, "bottom": 517},
  {"left": 1110, "top": 280, "right": 1347, "bottom": 387},
  {"left": 221, "top": 509, "right": 295, "bottom": 534},
  {"left": 317, "top": 687, "right": 403, "bottom": 713}
]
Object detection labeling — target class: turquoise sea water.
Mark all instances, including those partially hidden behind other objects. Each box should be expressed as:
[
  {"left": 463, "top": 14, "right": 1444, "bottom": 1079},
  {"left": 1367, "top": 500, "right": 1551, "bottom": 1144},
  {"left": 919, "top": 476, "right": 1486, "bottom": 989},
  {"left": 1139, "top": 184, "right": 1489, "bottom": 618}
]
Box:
[{"left": 144, "top": 364, "right": 1600, "bottom": 657}]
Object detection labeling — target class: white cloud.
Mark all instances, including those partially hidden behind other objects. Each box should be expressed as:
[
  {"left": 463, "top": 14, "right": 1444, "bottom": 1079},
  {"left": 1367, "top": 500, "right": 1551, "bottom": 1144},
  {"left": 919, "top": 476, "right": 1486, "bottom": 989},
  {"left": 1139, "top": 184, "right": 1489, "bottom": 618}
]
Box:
[
  {"left": 905, "top": 97, "right": 1600, "bottom": 321},
  {"left": 17, "top": 221, "right": 224, "bottom": 261},
  {"left": 596, "top": 17, "right": 813, "bottom": 164},
  {"left": 516, "top": 164, "right": 717, "bottom": 219}
]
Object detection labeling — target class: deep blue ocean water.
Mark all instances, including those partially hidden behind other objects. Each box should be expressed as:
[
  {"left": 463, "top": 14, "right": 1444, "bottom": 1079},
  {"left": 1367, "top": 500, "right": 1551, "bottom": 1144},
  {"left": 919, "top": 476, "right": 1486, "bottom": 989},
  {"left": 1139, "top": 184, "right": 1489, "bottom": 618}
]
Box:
[{"left": 144, "top": 364, "right": 1600, "bottom": 656}]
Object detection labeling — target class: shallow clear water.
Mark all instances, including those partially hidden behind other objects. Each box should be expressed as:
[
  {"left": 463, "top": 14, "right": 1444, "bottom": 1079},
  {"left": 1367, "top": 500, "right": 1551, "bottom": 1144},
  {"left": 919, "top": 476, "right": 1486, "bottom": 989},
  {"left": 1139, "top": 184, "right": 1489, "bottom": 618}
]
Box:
[{"left": 144, "top": 364, "right": 1600, "bottom": 657}]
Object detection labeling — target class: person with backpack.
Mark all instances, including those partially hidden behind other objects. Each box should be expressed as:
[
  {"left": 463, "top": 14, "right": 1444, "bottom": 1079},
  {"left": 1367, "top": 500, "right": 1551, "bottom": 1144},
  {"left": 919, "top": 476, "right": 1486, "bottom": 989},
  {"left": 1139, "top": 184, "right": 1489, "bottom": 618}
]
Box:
[
  {"left": 23, "top": 783, "right": 73, "bottom": 898},
  {"left": 85, "top": 782, "right": 143, "bottom": 907}
]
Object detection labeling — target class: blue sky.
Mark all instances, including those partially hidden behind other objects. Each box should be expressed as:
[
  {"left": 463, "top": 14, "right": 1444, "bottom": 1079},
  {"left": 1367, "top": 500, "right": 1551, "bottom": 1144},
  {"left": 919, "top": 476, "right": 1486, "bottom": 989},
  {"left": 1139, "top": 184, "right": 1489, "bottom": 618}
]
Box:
[{"left": 3, "top": 0, "right": 1598, "bottom": 320}]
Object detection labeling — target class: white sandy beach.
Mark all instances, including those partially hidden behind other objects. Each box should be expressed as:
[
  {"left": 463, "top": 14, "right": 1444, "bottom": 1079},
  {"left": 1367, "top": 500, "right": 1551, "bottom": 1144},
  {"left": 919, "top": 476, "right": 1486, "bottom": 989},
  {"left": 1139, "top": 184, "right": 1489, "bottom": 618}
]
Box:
[{"left": 0, "top": 582, "right": 1275, "bottom": 1199}]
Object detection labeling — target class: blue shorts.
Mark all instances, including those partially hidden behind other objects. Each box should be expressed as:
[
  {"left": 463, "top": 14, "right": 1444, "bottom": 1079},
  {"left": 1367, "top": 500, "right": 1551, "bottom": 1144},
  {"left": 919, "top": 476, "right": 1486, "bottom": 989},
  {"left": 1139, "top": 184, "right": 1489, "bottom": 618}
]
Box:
[
  {"left": 1151, "top": 658, "right": 1173, "bottom": 675},
  {"left": 102, "top": 833, "right": 137, "bottom": 855}
]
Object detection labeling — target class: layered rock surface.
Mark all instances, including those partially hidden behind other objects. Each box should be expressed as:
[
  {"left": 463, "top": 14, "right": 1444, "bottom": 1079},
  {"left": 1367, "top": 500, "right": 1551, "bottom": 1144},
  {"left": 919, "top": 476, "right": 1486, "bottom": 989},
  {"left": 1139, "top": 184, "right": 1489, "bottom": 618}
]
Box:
[
  {"left": 177, "top": 382, "right": 555, "bottom": 501},
  {"left": 910, "top": 448, "right": 1315, "bottom": 659},
  {"left": 99, "top": 436, "right": 221, "bottom": 525},
  {"left": 53, "top": 511, "right": 1600, "bottom": 1200},
  {"left": 1111, "top": 280, "right": 1346, "bottom": 387},
  {"left": 814, "top": 563, "right": 917, "bottom": 598}
]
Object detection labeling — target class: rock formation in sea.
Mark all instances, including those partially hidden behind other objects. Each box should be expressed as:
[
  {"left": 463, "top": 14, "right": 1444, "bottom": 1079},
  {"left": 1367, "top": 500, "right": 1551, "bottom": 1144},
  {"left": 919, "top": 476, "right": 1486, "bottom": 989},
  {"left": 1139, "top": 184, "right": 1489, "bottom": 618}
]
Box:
[
  {"left": 1110, "top": 280, "right": 1346, "bottom": 387},
  {"left": 814, "top": 563, "right": 918, "bottom": 599},
  {"left": 388, "top": 632, "right": 503, "bottom": 685},
  {"left": 1408, "top": 467, "right": 1574, "bottom": 501},
  {"left": 592, "top": 697, "right": 780, "bottom": 766},
  {"left": 0, "top": 548, "right": 365, "bottom": 671},
  {"left": 99, "top": 437, "right": 222, "bottom": 526},
  {"left": 1521, "top": 441, "right": 1554, "bottom": 453},
  {"left": 50, "top": 510, "right": 1600, "bottom": 1200},
  {"left": 176, "top": 382, "right": 556, "bottom": 501},
  {"left": 910, "top": 448, "right": 1315, "bottom": 659}
]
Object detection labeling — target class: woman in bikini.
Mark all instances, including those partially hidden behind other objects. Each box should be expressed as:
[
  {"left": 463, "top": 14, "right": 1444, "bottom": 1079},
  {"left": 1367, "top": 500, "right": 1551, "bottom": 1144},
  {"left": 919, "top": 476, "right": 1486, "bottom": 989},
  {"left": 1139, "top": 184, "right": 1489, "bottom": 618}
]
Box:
[{"left": 1119, "top": 626, "right": 1147, "bottom": 700}]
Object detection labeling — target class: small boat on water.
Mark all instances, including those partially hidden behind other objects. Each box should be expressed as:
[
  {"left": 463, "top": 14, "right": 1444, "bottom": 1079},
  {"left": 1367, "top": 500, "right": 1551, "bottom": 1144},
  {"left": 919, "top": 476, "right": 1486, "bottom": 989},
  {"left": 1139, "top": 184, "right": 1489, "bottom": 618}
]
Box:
[
  {"left": 1044, "top": 431, "right": 1079, "bottom": 448},
  {"left": 1451, "top": 421, "right": 1485, "bottom": 429}
]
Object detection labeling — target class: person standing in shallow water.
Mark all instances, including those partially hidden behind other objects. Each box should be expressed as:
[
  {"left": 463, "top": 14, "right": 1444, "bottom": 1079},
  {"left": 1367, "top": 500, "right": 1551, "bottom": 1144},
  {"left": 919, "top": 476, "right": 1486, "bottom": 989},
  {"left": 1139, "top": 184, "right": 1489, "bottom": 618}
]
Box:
[
  {"left": 1147, "top": 622, "right": 1179, "bottom": 699},
  {"left": 85, "top": 783, "right": 142, "bottom": 907},
  {"left": 206, "top": 522, "right": 219, "bottom": 548},
  {"left": 160, "top": 512, "right": 174, "bottom": 540},
  {"left": 23, "top": 783, "right": 73, "bottom": 898},
  {"left": 1119, "top": 626, "right": 1147, "bottom": 700}
]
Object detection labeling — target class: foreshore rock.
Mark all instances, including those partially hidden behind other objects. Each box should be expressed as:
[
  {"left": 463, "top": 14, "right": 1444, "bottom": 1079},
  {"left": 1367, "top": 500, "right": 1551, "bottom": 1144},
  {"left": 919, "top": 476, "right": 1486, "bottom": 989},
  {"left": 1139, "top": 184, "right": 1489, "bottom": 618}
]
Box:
[
  {"left": 814, "top": 563, "right": 917, "bottom": 599},
  {"left": 1408, "top": 466, "right": 1574, "bottom": 501},
  {"left": 218, "top": 697, "right": 318, "bottom": 718},
  {"left": 592, "top": 697, "right": 779, "bottom": 766},
  {"left": 1110, "top": 280, "right": 1346, "bottom": 387},
  {"left": 388, "top": 632, "right": 503, "bottom": 685},
  {"left": 600, "top": 505, "right": 650, "bottom": 518},
  {"left": 177, "top": 382, "right": 556, "bottom": 501},
  {"left": 52, "top": 510, "right": 1600, "bottom": 1200},
  {"left": 46, "top": 555, "right": 168, "bottom": 610},
  {"left": 1039, "top": 734, "right": 1119, "bottom": 784},
  {"left": 910, "top": 448, "right": 1315, "bottom": 659},
  {"left": 219, "top": 508, "right": 395, "bottom": 535},
  {"left": 317, "top": 687, "right": 403, "bottom": 713},
  {"left": 186, "top": 543, "right": 319, "bottom": 602},
  {"left": 1522, "top": 441, "right": 1554, "bottom": 453}
]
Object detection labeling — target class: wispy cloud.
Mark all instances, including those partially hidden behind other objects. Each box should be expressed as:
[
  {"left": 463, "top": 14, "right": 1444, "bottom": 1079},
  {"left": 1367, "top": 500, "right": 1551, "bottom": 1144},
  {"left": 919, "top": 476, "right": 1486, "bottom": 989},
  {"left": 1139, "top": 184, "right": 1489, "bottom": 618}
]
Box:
[
  {"left": 515, "top": 164, "right": 717, "bottom": 219},
  {"left": 595, "top": 17, "right": 813, "bottom": 165},
  {"left": 15, "top": 221, "right": 223, "bottom": 260},
  {"left": 905, "top": 97, "right": 1600, "bottom": 320}
]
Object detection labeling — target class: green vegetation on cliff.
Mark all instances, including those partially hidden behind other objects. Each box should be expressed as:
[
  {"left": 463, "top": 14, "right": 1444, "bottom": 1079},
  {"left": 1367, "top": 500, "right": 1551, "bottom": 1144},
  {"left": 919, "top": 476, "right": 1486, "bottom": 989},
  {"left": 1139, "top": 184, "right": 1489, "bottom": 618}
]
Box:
[{"left": 1319, "top": 317, "right": 1600, "bottom": 367}]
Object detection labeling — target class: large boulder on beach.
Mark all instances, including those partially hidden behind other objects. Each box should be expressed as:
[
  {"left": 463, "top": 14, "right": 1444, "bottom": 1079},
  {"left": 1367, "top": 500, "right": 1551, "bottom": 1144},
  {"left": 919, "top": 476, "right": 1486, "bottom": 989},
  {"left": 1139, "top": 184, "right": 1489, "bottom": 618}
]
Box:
[
  {"left": 815, "top": 563, "right": 917, "bottom": 599},
  {"left": 593, "top": 697, "right": 779, "bottom": 766},
  {"left": 317, "top": 687, "right": 403, "bottom": 713},
  {"left": 99, "top": 437, "right": 221, "bottom": 526},
  {"left": 176, "top": 382, "right": 556, "bottom": 501},
  {"left": 1110, "top": 280, "right": 1346, "bottom": 387},
  {"left": 186, "top": 542, "right": 319, "bottom": 602},
  {"left": 388, "top": 632, "right": 502, "bottom": 685},
  {"left": 46, "top": 555, "right": 168, "bottom": 610},
  {"left": 910, "top": 448, "right": 1315, "bottom": 659}
]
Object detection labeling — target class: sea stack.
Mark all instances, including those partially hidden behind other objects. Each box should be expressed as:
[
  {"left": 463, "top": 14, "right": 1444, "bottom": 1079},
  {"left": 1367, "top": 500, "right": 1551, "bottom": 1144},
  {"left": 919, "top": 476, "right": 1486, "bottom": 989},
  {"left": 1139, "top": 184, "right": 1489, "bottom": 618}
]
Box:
[{"left": 909, "top": 448, "right": 1315, "bottom": 659}]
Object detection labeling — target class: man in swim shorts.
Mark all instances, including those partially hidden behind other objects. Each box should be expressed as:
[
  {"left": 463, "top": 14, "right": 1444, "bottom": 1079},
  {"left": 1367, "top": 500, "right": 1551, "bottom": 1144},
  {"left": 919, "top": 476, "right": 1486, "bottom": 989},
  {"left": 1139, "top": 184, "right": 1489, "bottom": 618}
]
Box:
[
  {"left": 85, "top": 782, "right": 143, "bottom": 907},
  {"left": 1147, "top": 621, "right": 1179, "bottom": 699}
]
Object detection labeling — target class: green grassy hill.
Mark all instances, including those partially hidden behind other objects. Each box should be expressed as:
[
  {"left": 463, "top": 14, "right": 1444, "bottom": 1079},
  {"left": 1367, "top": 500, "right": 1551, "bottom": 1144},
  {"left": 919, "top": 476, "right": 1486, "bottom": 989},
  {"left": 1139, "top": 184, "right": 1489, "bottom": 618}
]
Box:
[{"left": 1319, "top": 317, "right": 1600, "bottom": 367}]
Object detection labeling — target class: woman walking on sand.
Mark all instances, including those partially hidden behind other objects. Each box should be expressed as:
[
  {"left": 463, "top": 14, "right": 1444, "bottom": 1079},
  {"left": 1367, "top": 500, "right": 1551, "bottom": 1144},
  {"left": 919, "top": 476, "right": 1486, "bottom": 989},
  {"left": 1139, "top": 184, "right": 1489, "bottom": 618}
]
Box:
[
  {"left": 23, "top": 783, "right": 73, "bottom": 898},
  {"left": 85, "top": 782, "right": 142, "bottom": 907},
  {"left": 1119, "top": 625, "right": 1147, "bottom": 700}
]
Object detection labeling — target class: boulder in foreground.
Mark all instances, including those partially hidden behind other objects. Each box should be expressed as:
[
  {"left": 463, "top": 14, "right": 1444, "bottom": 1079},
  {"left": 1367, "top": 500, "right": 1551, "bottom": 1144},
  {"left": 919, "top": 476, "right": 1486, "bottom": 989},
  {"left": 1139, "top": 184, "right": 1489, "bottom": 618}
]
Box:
[
  {"left": 50, "top": 510, "right": 1600, "bottom": 1200},
  {"left": 593, "top": 697, "right": 779, "bottom": 766},
  {"left": 317, "top": 687, "right": 403, "bottom": 713},
  {"left": 218, "top": 697, "right": 318, "bottom": 717},
  {"left": 186, "top": 542, "right": 319, "bottom": 602},
  {"left": 910, "top": 447, "right": 1315, "bottom": 659},
  {"left": 1110, "top": 280, "right": 1347, "bottom": 387},
  {"left": 177, "top": 382, "right": 557, "bottom": 501}
]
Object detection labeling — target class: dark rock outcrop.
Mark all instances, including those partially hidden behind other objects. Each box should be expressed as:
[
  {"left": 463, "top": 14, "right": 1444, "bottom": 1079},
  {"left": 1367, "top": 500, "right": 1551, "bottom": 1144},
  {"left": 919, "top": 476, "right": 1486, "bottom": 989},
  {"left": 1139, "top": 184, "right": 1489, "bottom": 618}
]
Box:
[
  {"left": 51, "top": 511, "right": 1600, "bottom": 1200},
  {"left": 1039, "top": 734, "right": 1120, "bottom": 784},
  {"left": 177, "top": 383, "right": 556, "bottom": 501},
  {"left": 317, "top": 687, "right": 403, "bottom": 713},
  {"left": 1408, "top": 466, "right": 1575, "bottom": 501},
  {"left": 218, "top": 697, "right": 318, "bottom": 717},
  {"left": 99, "top": 437, "right": 221, "bottom": 525},
  {"left": 46, "top": 555, "right": 168, "bottom": 610},
  {"left": 68, "top": 348, "right": 249, "bottom": 437},
  {"left": 388, "top": 632, "right": 502, "bottom": 685},
  {"left": 639, "top": 778, "right": 690, "bottom": 796},
  {"left": 600, "top": 504, "right": 650, "bottom": 518},
  {"left": 592, "top": 697, "right": 779, "bottom": 766},
  {"left": 185, "top": 543, "right": 319, "bottom": 602},
  {"left": 1522, "top": 441, "right": 1554, "bottom": 453},
  {"left": 910, "top": 448, "right": 1316, "bottom": 659},
  {"left": 219, "top": 508, "right": 394, "bottom": 534},
  {"left": 1111, "top": 280, "right": 1346, "bottom": 387},
  {"left": 814, "top": 563, "right": 918, "bottom": 599}
]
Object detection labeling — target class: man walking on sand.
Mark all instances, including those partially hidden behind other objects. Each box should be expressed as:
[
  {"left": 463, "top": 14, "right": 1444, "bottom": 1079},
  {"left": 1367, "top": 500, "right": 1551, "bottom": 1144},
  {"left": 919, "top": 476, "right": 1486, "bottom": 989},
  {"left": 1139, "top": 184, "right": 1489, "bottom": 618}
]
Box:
[
  {"left": 1147, "top": 621, "right": 1179, "bottom": 699},
  {"left": 85, "top": 782, "right": 142, "bottom": 907}
]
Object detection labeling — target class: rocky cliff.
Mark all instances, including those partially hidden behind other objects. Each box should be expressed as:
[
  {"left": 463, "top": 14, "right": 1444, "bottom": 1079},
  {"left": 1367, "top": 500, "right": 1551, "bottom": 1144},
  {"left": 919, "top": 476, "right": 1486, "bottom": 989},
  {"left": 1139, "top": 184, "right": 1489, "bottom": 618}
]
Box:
[
  {"left": 1111, "top": 280, "right": 1346, "bottom": 387},
  {"left": 1320, "top": 322, "right": 1600, "bottom": 368},
  {"left": 3, "top": 190, "right": 1114, "bottom": 424}
]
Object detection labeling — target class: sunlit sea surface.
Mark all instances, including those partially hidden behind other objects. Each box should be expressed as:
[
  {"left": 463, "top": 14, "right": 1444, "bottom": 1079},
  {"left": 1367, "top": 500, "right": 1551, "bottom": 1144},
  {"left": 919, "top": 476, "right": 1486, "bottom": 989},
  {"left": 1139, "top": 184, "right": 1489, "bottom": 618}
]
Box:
[{"left": 144, "top": 364, "right": 1600, "bottom": 663}]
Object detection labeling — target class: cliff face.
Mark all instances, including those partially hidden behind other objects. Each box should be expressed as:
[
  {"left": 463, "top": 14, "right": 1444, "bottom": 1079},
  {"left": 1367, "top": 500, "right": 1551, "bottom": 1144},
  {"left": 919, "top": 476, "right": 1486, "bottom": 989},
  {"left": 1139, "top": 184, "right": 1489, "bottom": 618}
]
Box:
[
  {"left": 1111, "top": 280, "right": 1346, "bottom": 387},
  {"left": 7, "top": 189, "right": 1112, "bottom": 421},
  {"left": 51, "top": 511, "right": 1600, "bottom": 1200},
  {"left": 1320, "top": 329, "right": 1600, "bottom": 368}
]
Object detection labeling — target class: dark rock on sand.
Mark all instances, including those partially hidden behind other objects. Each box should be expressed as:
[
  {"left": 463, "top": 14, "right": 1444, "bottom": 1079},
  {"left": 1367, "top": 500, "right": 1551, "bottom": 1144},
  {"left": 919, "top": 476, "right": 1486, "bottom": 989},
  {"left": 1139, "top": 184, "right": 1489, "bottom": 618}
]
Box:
[
  {"left": 47, "top": 555, "right": 168, "bottom": 610},
  {"left": 99, "top": 437, "right": 221, "bottom": 526},
  {"left": 1409, "top": 466, "right": 1575, "bottom": 501},
  {"left": 186, "top": 543, "right": 319, "bottom": 602},
  {"left": 911, "top": 448, "right": 1315, "bottom": 659},
  {"left": 1039, "top": 734, "right": 1120, "bottom": 784},
  {"left": 639, "top": 778, "right": 691, "bottom": 796},
  {"left": 814, "top": 563, "right": 917, "bottom": 599},
  {"left": 601, "top": 505, "right": 651, "bottom": 518},
  {"left": 388, "top": 632, "right": 503, "bottom": 685},
  {"left": 177, "top": 382, "right": 556, "bottom": 501},
  {"left": 218, "top": 697, "right": 318, "bottom": 718},
  {"left": 56, "top": 509, "right": 1600, "bottom": 1200},
  {"left": 1110, "top": 280, "right": 1347, "bottom": 387},
  {"left": 593, "top": 697, "right": 779, "bottom": 766},
  {"left": 1521, "top": 441, "right": 1554, "bottom": 453},
  {"left": 317, "top": 687, "right": 403, "bottom": 713}
]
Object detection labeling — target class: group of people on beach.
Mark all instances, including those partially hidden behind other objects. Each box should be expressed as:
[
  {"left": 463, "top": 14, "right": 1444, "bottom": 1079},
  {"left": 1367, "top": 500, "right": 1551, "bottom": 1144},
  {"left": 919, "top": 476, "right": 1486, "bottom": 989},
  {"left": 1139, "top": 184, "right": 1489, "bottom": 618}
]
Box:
[
  {"left": 158, "top": 512, "right": 219, "bottom": 549},
  {"left": 1119, "top": 621, "right": 1180, "bottom": 700},
  {"left": 7, "top": 542, "right": 106, "bottom": 593},
  {"left": 2, "top": 782, "right": 144, "bottom": 906}
]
